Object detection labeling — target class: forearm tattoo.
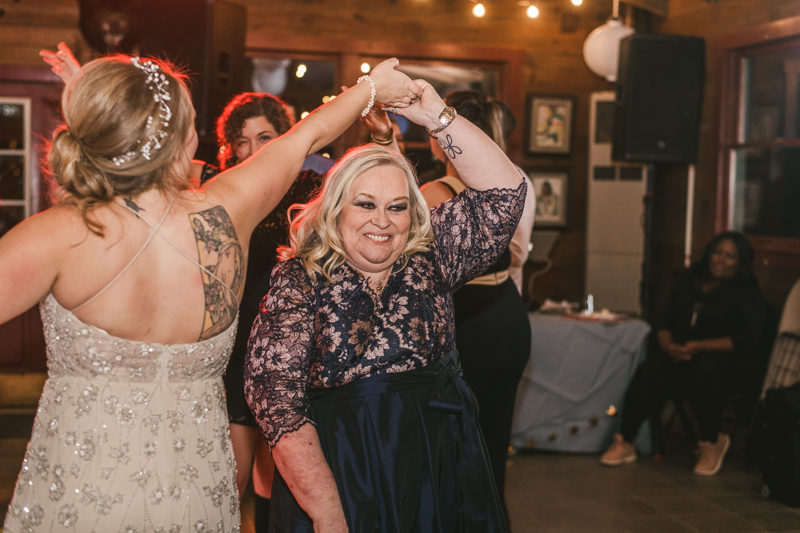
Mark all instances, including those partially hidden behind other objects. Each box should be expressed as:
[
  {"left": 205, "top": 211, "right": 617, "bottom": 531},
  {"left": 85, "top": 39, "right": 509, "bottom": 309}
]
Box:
[
  {"left": 438, "top": 134, "right": 462, "bottom": 160},
  {"left": 189, "top": 206, "right": 244, "bottom": 340}
]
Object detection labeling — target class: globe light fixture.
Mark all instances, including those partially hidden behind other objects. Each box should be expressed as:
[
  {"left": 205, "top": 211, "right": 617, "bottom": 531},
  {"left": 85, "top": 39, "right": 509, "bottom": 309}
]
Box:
[{"left": 582, "top": 0, "right": 634, "bottom": 82}]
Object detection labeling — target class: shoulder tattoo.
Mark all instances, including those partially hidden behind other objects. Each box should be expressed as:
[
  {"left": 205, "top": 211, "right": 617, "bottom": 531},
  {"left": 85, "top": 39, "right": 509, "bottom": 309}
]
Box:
[{"left": 189, "top": 206, "right": 244, "bottom": 340}]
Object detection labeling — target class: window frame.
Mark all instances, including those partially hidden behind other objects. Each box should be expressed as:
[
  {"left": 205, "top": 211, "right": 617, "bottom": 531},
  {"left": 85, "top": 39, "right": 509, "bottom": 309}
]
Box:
[
  {"left": 0, "top": 97, "right": 33, "bottom": 221},
  {"left": 717, "top": 15, "right": 800, "bottom": 264}
]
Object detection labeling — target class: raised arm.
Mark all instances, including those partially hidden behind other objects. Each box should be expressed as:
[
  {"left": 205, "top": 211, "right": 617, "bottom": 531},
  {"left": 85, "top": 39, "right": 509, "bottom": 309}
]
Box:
[
  {"left": 39, "top": 42, "right": 81, "bottom": 85},
  {"left": 212, "top": 59, "right": 422, "bottom": 234},
  {"left": 400, "top": 82, "right": 522, "bottom": 192}
]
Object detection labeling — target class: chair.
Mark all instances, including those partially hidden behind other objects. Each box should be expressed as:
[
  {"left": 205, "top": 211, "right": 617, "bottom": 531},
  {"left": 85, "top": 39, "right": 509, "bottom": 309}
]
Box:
[
  {"left": 760, "top": 278, "right": 800, "bottom": 395},
  {"left": 746, "top": 278, "right": 800, "bottom": 462}
]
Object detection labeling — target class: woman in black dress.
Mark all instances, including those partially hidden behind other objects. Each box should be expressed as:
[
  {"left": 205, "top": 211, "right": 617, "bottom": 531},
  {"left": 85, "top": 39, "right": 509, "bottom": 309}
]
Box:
[
  {"left": 420, "top": 91, "right": 532, "bottom": 518},
  {"left": 202, "top": 93, "right": 333, "bottom": 530}
]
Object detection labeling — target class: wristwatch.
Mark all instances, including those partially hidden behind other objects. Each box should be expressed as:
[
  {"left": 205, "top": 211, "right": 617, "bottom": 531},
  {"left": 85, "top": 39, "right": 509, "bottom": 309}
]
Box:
[{"left": 427, "top": 106, "right": 458, "bottom": 138}]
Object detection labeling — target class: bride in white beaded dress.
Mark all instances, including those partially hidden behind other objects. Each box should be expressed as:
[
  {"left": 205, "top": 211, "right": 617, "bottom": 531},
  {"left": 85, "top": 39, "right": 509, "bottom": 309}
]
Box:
[{"left": 0, "top": 49, "right": 420, "bottom": 532}]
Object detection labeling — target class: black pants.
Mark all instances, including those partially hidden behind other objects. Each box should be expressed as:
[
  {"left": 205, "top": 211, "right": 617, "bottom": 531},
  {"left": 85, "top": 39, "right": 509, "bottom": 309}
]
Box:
[
  {"left": 619, "top": 349, "right": 745, "bottom": 443},
  {"left": 454, "top": 279, "right": 531, "bottom": 502}
]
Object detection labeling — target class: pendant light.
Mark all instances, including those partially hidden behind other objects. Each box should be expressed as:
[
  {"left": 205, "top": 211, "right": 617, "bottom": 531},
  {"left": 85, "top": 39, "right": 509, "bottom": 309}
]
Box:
[{"left": 582, "top": 0, "right": 634, "bottom": 82}]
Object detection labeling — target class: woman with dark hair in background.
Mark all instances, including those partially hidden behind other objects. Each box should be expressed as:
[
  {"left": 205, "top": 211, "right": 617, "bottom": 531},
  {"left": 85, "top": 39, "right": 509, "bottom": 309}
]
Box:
[
  {"left": 420, "top": 90, "right": 533, "bottom": 524},
  {"left": 601, "top": 231, "right": 766, "bottom": 475},
  {"left": 201, "top": 92, "right": 334, "bottom": 530}
]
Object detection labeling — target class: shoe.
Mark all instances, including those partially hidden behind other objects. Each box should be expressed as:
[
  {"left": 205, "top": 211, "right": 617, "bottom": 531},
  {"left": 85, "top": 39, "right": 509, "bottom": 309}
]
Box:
[
  {"left": 600, "top": 434, "right": 637, "bottom": 466},
  {"left": 694, "top": 432, "right": 730, "bottom": 476}
]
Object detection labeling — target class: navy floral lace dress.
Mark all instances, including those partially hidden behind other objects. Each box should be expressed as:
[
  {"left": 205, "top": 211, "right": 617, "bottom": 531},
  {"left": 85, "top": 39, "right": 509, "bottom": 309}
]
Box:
[{"left": 245, "top": 181, "right": 525, "bottom": 533}]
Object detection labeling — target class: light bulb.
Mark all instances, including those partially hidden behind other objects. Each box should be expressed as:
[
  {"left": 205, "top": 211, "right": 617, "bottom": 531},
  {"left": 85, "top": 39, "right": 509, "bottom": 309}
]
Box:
[
  {"left": 571, "top": 0, "right": 583, "bottom": 5},
  {"left": 472, "top": 3, "right": 486, "bottom": 17},
  {"left": 295, "top": 64, "right": 307, "bottom": 78},
  {"left": 526, "top": 5, "right": 539, "bottom": 18},
  {"left": 360, "top": 62, "right": 371, "bottom": 73}
]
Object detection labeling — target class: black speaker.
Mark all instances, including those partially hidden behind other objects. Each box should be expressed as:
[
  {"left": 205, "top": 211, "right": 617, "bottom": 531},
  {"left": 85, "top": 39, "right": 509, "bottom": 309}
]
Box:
[
  {"left": 612, "top": 34, "right": 705, "bottom": 164},
  {"left": 135, "top": 0, "right": 247, "bottom": 140}
]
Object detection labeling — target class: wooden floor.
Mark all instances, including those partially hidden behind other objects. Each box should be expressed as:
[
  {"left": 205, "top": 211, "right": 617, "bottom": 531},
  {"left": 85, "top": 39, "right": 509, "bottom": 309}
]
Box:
[{"left": 2, "top": 415, "right": 800, "bottom": 533}]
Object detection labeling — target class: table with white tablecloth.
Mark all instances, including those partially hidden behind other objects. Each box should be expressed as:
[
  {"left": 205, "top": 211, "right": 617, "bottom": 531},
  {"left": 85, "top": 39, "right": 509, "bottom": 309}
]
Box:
[{"left": 511, "top": 313, "right": 652, "bottom": 454}]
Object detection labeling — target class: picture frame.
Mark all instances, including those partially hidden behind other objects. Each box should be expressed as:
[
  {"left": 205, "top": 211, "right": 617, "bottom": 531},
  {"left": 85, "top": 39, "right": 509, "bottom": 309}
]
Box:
[
  {"left": 528, "top": 170, "right": 569, "bottom": 227},
  {"left": 525, "top": 95, "right": 575, "bottom": 155}
]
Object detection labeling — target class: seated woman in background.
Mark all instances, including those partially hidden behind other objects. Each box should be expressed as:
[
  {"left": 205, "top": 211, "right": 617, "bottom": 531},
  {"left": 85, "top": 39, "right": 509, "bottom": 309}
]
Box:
[
  {"left": 601, "top": 231, "right": 766, "bottom": 475},
  {"left": 245, "top": 81, "right": 525, "bottom": 532}
]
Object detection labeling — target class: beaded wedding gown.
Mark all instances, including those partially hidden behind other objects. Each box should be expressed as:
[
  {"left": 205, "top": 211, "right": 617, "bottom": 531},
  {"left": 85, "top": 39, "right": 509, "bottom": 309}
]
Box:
[{"left": 3, "top": 294, "right": 241, "bottom": 532}]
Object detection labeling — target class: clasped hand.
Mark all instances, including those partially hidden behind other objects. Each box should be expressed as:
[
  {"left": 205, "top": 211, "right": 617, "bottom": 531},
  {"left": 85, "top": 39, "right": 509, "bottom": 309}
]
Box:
[
  {"left": 368, "top": 58, "right": 423, "bottom": 109},
  {"left": 663, "top": 340, "right": 701, "bottom": 362}
]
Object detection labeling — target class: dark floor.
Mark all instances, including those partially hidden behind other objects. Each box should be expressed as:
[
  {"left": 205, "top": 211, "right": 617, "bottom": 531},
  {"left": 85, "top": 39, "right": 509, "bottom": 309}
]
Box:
[{"left": 2, "top": 414, "right": 799, "bottom": 533}]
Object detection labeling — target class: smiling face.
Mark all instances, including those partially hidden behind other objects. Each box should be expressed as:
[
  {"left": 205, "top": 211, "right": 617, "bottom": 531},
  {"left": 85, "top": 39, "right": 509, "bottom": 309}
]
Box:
[
  {"left": 338, "top": 165, "right": 412, "bottom": 276},
  {"left": 709, "top": 238, "right": 740, "bottom": 281},
  {"left": 234, "top": 116, "right": 279, "bottom": 163}
]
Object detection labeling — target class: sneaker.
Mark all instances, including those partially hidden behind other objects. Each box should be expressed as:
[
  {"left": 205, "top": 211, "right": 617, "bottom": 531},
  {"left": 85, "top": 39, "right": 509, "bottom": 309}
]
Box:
[
  {"left": 600, "top": 434, "right": 637, "bottom": 466},
  {"left": 694, "top": 433, "right": 730, "bottom": 476}
]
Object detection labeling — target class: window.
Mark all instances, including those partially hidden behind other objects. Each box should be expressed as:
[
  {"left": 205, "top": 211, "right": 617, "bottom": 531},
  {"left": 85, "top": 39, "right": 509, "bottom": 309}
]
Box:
[
  {"left": 0, "top": 98, "right": 31, "bottom": 238},
  {"left": 727, "top": 45, "right": 800, "bottom": 239}
]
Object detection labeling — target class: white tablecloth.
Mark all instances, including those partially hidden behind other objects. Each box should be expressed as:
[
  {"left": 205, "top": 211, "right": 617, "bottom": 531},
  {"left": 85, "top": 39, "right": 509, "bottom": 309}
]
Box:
[{"left": 511, "top": 313, "right": 652, "bottom": 453}]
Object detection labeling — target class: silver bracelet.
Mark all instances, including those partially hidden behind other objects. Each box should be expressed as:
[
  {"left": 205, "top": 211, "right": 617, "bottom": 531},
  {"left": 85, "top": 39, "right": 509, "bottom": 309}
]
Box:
[
  {"left": 357, "top": 75, "right": 376, "bottom": 117},
  {"left": 427, "top": 106, "right": 458, "bottom": 138}
]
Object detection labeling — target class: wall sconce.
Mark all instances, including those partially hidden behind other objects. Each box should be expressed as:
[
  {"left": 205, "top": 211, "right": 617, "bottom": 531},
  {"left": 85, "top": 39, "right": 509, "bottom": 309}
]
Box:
[{"left": 582, "top": 0, "right": 634, "bottom": 82}]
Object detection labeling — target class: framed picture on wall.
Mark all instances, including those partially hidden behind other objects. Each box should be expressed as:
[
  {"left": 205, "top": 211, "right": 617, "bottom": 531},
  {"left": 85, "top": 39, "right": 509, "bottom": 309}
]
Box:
[
  {"left": 525, "top": 95, "right": 575, "bottom": 155},
  {"left": 528, "top": 170, "right": 568, "bottom": 227}
]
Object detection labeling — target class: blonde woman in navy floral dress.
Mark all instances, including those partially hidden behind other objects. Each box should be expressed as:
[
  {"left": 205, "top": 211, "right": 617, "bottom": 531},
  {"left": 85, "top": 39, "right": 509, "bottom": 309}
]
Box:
[{"left": 245, "top": 82, "right": 526, "bottom": 533}]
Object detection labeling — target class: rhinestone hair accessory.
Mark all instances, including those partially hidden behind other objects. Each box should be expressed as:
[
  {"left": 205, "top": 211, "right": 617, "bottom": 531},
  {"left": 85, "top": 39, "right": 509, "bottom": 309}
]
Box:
[{"left": 112, "top": 57, "right": 173, "bottom": 166}]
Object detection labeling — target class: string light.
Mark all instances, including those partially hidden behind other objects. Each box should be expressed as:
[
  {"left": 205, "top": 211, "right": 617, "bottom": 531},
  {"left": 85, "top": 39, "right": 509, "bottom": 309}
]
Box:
[
  {"left": 526, "top": 5, "right": 540, "bottom": 18},
  {"left": 472, "top": 3, "right": 486, "bottom": 17},
  {"left": 295, "top": 64, "right": 307, "bottom": 78},
  {"left": 360, "top": 62, "right": 371, "bottom": 73}
]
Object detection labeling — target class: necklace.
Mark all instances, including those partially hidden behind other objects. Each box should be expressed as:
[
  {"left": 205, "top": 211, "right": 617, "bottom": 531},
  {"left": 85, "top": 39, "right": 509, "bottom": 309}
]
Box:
[{"left": 367, "top": 271, "right": 390, "bottom": 294}]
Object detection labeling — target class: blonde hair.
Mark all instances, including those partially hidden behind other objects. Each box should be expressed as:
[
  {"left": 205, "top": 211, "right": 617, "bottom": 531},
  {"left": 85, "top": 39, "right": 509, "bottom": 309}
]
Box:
[
  {"left": 279, "top": 144, "right": 434, "bottom": 283},
  {"left": 48, "top": 54, "right": 195, "bottom": 235}
]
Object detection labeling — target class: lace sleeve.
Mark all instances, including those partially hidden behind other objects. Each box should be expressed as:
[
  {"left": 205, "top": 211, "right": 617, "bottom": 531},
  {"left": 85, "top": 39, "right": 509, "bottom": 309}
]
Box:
[
  {"left": 245, "top": 259, "right": 317, "bottom": 447},
  {"left": 431, "top": 178, "right": 527, "bottom": 292}
]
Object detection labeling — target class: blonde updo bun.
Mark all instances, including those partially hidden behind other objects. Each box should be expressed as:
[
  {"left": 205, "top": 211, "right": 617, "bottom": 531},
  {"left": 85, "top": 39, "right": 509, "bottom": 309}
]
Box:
[{"left": 48, "top": 54, "right": 195, "bottom": 234}]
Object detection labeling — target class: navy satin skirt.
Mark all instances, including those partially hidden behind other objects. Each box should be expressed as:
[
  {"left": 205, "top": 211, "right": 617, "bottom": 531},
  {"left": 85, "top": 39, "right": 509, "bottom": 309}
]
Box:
[{"left": 268, "top": 350, "right": 509, "bottom": 533}]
